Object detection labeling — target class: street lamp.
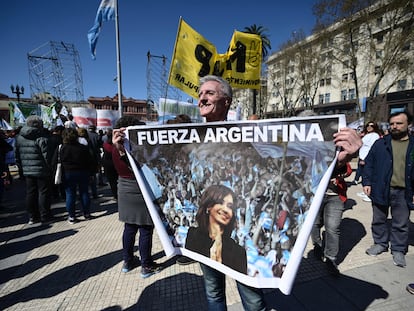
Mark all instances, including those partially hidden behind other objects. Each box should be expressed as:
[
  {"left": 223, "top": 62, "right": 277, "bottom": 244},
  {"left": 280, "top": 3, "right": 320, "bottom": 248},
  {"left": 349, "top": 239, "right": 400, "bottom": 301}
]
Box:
[{"left": 10, "top": 84, "right": 24, "bottom": 103}]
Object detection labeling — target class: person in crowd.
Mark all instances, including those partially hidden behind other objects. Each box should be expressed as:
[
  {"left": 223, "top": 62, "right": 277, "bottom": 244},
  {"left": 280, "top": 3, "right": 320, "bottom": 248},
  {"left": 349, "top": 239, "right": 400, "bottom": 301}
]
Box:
[
  {"left": 352, "top": 121, "right": 380, "bottom": 190},
  {"left": 78, "top": 127, "right": 100, "bottom": 199},
  {"left": 311, "top": 161, "right": 352, "bottom": 276},
  {"left": 112, "top": 115, "right": 161, "bottom": 278},
  {"left": 48, "top": 125, "right": 65, "bottom": 201},
  {"left": 64, "top": 114, "right": 78, "bottom": 129},
  {"left": 102, "top": 129, "right": 118, "bottom": 199},
  {"left": 194, "top": 75, "right": 362, "bottom": 310},
  {"left": 0, "top": 130, "right": 13, "bottom": 208},
  {"left": 362, "top": 110, "right": 414, "bottom": 268},
  {"left": 4, "top": 129, "right": 17, "bottom": 185},
  {"left": 87, "top": 125, "right": 105, "bottom": 186},
  {"left": 55, "top": 127, "right": 94, "bottom": 224},
  {"left": 15, "top": 116, "right": 53, "bottom": 224},
  {"left": 185, "top": 184, "right": 247, "bottom": 274}
]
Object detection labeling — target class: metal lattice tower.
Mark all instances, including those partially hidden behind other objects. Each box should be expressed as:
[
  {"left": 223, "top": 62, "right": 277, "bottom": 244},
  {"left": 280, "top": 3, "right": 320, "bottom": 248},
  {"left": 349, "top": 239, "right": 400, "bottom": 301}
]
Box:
[
  {"left": 28, "top": 41, "right": 84, "bottom": 104},
  {"left": 146, "top": 51, "right": 184, "bottom": 104}
]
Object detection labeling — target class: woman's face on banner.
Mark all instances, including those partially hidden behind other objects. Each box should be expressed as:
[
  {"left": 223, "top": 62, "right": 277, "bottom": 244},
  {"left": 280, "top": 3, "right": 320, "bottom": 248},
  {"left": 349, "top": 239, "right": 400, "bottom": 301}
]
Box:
[{"left": 208, "top": 194, "right": 234, "bottom": 227}]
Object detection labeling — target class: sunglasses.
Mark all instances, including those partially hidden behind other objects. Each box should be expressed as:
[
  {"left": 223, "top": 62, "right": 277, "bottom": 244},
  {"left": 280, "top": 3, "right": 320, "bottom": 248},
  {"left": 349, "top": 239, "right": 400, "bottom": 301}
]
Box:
[{"left": 367, "top": 124, "right": 374, "bottom": 127}]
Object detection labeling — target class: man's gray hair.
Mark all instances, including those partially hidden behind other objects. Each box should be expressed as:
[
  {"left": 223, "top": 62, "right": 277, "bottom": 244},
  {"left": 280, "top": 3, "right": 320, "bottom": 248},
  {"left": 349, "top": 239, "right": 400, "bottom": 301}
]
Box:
[
  {"left": 26, "top": 115, "right": 43, "bottom": 128},
  {"left": 199, "top": 75, "right": 233, "bottom": 99}
]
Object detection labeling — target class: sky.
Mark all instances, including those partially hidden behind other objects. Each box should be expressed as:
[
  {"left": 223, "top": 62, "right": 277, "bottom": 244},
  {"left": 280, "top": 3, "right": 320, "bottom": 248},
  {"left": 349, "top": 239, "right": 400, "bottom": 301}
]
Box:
[{"left": 1, "top": 0, "right": 317, "bottom": 102}]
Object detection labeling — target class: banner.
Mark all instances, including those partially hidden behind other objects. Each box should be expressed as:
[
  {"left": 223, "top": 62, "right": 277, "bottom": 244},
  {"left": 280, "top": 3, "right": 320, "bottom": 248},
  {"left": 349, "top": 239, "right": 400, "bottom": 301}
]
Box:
[
  {"left": 71, "top": 107, "right": 119, "bottom": 130},
  {"left": 168, "top": 18, "right": 262, "bottom": 99},
  {"left": 8, "top": 102, "right": 39, "bottom": 126},
  {"left": 125, "top": 114, "right": 346, "bottom": 295}
]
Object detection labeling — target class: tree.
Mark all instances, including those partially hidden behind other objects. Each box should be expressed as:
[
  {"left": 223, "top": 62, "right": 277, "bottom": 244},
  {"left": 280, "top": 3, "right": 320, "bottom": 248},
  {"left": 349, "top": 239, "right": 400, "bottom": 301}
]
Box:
[
  {"left": 268, "top": 30, "right": 322, "bottom": 117},
  {"left": 312, "top": 0, "right": 414, "bottom": 120},
  {"left": 243, "top": 25, "right": 272, "bottom": 116}
]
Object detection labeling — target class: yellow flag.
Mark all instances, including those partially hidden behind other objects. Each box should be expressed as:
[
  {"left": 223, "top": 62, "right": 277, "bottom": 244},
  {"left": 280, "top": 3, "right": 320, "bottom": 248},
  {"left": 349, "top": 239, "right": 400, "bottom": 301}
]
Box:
[
  {"left": 168, "top": 18, "right": 262, "bottom": 99},
  {"left": 222, "top": 31, "right": 262, "bottom": 90},
  {"left": 168, "top": 18, "right": 217, "bottom": 99}
]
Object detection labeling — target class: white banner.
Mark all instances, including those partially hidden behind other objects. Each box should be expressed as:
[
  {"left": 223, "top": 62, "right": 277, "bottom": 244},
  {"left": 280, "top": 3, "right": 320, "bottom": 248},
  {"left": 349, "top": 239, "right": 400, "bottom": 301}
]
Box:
[
  {"left": 125, "top": 114, "right": 346, "bottom": 295},
  {"left": 71, "top": 107, "right": 118, "bottom": 130}
]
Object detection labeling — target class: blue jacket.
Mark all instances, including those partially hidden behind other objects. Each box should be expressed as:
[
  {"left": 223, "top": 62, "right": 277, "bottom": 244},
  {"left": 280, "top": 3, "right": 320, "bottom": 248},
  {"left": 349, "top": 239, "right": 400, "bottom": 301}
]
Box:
[{"left": 362, "top": 134, "right": 414, "bottom": 208}]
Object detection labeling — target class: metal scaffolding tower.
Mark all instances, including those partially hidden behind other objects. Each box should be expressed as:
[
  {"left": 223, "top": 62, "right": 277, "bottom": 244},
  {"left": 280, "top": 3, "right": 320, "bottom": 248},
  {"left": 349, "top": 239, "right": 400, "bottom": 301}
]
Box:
[
  {"left": 28, "top": 41, "right": 84, "bottom": 104},
  {"left": 146, "top": 51, "right": 185, "bottom": 104}
]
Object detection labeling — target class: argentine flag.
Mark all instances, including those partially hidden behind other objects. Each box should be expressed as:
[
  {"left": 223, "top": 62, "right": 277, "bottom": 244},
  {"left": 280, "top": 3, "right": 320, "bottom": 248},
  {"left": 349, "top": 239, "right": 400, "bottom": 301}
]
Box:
[{"left": 87, "top": 0, "right": 116, "bottom": 59}]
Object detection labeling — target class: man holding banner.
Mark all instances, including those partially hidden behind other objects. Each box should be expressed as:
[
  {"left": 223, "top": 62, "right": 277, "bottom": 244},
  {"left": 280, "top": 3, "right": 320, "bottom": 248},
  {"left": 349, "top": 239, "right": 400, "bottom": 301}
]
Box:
[
  {"left": 194, "top": 75, "right": 362, "bottom": 310},
  {"left": 195, "top": 75, "right": 267, "bottom": 310},
  {"left": 119, "top": 74, "right": 362, "bottom": 307}
]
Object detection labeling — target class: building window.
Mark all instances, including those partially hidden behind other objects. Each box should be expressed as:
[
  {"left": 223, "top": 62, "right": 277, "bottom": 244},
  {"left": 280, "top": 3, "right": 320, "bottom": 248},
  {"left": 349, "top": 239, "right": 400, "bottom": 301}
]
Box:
[
  {"left": 325, "top": 64, "right": 332, "bottom": 75},
  {"left": 376, "top": 17, "right": 382, "bottom": 27},
  {"left": 324, "top": 93, "right": 330, "bottom": 104},
  {"left": 320, "top": 79, "right": 325, "bottom": 86},
  {"left": 326, "top": 77, "right": 331, "bottom": 85},
  {"left": 399, "top": 59, "right": 409, "bottom": 69},
  {"left": 349, "top": 88, "right": 356, "bottom": 99},
  {"left": 376, "top": 50, "right": 382, "bottom": 59},
  {"left": 397, "top": 79, "right": 407, "bottom": 90},
  {"left": 319, "top": 94, "right": 324, "bottom": 104},
  {"left": 342, "top": 73, "right": 348, "bottom": 82},
  {"left": 343, "top": 60, "right": 350, "bottom": 68},
  {"left": 402, "top": 42, "right": 410, "bottom": 51},
  {"left": 376, "top": 35, "right": 383, "bottom": 44},
  {"left": 374, "top": 66, "right": 381, "bottom": 75},
  {"left": 341, "top": 89, "right": 348, "bottom": 101}
]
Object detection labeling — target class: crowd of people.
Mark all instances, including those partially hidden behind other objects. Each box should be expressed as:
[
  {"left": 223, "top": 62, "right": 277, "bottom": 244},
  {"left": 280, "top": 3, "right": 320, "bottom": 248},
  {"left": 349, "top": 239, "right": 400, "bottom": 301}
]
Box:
[
  {"left": 0, "top": 117, "right": 111, "bottom": 224},
  {"left": 1, "top": 75, "right": 414, "bottom": 309}
]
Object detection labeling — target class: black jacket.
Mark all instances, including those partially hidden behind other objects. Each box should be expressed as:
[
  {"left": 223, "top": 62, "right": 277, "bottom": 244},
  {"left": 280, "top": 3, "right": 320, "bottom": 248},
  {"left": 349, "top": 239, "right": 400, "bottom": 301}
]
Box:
[
  {"left": 185, "top": 226, "right": 247, "bottom": 274},
  {"left": 15, "top": 126, "right": 50, "bottom": 177}
]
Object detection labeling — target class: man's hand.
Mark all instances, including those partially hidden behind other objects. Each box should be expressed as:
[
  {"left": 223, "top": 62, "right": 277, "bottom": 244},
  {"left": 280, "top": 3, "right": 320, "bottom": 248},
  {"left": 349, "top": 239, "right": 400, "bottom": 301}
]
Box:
[
  {"left": 333, "top": 127, "right": 362, "bottom": 167},
  {"left": 363, "top": 185, "right": 371, "bottom": 196}
]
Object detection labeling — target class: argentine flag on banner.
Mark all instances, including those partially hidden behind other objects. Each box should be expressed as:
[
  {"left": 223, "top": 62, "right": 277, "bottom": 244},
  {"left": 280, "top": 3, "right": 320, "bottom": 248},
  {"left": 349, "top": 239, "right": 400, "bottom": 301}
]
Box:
[{"left": 87, "top": 0, "right": 115, "bottom": 59}]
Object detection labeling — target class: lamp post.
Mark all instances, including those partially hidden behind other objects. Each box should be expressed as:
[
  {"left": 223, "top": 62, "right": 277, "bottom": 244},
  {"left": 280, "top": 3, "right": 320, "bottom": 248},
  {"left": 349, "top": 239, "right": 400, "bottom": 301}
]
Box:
[{"left": 10, "top": 84, "right": 24, "bottom": 103}]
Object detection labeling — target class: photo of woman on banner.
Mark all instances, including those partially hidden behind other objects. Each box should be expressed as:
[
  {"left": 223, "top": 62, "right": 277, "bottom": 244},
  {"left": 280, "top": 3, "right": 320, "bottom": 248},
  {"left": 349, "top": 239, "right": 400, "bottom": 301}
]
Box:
[{"left": 185, "top": 184, "right": 247, "bottom": 274}]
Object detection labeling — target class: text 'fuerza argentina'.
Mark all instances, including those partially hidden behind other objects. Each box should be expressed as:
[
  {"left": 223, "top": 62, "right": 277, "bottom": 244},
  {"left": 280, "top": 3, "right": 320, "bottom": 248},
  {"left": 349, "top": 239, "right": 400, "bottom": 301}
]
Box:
[{"left": 135, "top": 124, "right": 324, "bottom": 146}]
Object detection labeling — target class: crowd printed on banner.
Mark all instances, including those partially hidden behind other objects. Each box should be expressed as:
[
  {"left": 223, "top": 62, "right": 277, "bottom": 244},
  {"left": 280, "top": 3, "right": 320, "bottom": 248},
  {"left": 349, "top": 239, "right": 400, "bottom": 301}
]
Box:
[{"left": 126, "top": 115, "right": 345, "bottom": 294}]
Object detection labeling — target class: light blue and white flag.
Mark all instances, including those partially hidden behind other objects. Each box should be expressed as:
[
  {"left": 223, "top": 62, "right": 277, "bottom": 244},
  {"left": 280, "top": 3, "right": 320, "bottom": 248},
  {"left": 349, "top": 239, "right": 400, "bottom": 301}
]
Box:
[
  {"left": 9, "top": 102, "right": 26, "bottom": 125},
  {"left": 0, "top": 118, "right": 12, "bottom": 130},
  {"left": 87, "top": 0, "right": 116, "bottom": 59}
]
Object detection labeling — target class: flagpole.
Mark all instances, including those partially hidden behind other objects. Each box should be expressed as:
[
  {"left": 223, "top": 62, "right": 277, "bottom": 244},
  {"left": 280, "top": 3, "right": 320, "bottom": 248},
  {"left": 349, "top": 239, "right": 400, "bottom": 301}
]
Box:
[{"left": 115, "top": 0, "right": 123, "bottom": 117}]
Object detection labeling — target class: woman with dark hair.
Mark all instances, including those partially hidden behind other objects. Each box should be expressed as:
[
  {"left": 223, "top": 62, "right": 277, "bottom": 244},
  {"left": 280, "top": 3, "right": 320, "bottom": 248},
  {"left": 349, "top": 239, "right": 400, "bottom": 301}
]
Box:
[
  {"left": 353, "top": 121, "right": 380, "bottom": 188},
  {"left": 54, "top": 127, "right": 94, "bottom": 223},
  {"left": 185, "top": 184, "right": 247, "bottom": 274}
]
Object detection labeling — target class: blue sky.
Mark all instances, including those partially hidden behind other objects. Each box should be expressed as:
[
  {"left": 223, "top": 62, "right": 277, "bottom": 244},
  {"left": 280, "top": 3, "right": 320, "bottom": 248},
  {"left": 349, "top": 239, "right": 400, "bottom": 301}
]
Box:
[{"left": 1, "top": 0, "right": 316, "bottom": 101}]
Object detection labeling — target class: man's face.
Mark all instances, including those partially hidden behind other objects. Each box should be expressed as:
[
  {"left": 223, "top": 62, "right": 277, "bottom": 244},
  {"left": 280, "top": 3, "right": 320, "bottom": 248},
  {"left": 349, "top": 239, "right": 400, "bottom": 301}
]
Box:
[
  {"left": 389, "top": 113, "right": 409, "bottom": 140},
  {"left": 198, "top": 81, "right": 230, "bottom": 122}
]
